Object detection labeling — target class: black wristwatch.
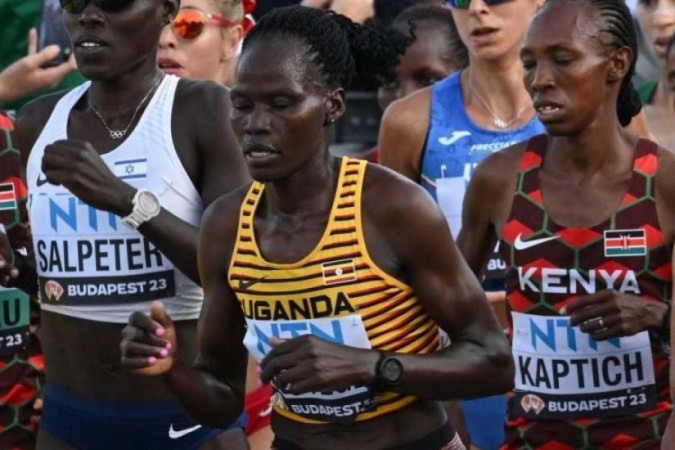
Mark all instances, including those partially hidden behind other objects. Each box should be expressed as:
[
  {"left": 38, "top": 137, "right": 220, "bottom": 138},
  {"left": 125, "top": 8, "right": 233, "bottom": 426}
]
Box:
[{"left": 374, "top": 351, "right": 404, "bottom": 391}]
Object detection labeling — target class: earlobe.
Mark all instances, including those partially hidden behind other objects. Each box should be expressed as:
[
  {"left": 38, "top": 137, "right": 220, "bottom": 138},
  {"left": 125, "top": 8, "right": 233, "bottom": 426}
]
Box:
[{"left": 325, "top": 88, "right": 346, "bottom": 127}]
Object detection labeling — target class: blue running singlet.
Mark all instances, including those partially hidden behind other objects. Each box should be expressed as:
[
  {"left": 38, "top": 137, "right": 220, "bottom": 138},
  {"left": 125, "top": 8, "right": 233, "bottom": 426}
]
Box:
[{"left": 420, "top": 71, "right": 544, "bottom": 286}]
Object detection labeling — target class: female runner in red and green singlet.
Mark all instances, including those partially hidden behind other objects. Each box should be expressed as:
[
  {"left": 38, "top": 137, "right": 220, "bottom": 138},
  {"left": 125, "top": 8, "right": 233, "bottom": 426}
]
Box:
[{"left": 458, "top": 0, "right": 674, "bottom": 448}]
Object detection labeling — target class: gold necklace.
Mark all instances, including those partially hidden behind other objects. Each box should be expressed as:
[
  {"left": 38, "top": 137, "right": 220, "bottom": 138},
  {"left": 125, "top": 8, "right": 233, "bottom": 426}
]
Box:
[
  {"left": 468, "top": 74, "right": 531, "bottom": 129},
  {"left": 88, "top": 75, "right": 164, "bottom": 140}
]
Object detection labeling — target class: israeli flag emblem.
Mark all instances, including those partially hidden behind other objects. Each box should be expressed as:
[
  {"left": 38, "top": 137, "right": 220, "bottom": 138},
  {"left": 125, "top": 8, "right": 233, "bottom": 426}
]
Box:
[{"left": 114, "top": 158, "right": 147, "bottom": 180}]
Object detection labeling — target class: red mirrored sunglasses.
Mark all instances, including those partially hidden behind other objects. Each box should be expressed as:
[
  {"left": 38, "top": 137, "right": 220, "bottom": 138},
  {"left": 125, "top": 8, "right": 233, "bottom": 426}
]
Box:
[{"left": 172, "top": 7, "right": 254, "bottom": 40}]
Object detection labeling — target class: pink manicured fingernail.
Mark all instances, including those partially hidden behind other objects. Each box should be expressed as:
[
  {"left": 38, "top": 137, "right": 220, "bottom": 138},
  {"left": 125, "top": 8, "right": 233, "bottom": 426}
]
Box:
[
  {"left": 155, "top": 327, "right": 165, "bottom": 337},
  {"left": 160, "top": 349, "right": 168, "bottom": 358},
  {"left": 148, "top": 357, "right": 157, "bottom": 364},
  {"left": 165, "top": 342, "right": 172, "bottom": 350}
]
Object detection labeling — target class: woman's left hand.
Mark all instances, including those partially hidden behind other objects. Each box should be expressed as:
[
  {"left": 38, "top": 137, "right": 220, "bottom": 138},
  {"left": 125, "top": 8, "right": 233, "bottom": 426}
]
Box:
[{"left": 563, "top": 289, "right": 667, "bottom": 340}]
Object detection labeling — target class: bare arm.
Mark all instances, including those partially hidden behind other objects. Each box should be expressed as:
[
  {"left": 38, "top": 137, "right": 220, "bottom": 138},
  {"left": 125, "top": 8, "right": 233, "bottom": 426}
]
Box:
[
  {"left": 127, "top": 81, "right": 249, "bottom": 283},
  {"left": 163, "top": 193, "right": 249, "bottom": 426},
  {"left": 121, "top": 191, "right": 250, "bottom": 427},
  {"left": 369, "top": 171, "right": 513, "bottom": 399},
  {"left": 457, "top": 148, "right": 521, "bottom": 278},
  {"left": 378, "top": 88, "right": 431, "bottom": 182}
]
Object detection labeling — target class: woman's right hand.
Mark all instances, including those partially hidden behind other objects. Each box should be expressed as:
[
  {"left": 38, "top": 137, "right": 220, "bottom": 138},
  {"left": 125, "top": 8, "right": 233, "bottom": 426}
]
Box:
[{"left": 121, "top": 301, "right": 176, "bottom": 376}]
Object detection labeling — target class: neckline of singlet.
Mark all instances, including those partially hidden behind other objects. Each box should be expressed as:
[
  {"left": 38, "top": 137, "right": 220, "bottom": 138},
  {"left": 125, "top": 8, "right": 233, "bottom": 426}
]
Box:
[
  {"left": 245, "top": 157, "right": 357, "bottom": 269},
  {"left": 522, "top": 134, "right": 652, "bottom": 233}
]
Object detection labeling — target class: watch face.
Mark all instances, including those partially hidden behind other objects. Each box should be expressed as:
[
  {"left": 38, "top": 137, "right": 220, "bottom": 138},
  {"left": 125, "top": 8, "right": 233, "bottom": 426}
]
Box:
[
  {"left": 382, "top": 358, "right": 403, "bottom": 383},
  {"left": 138, "top": 191, "right": 160, "bottom": 214}
]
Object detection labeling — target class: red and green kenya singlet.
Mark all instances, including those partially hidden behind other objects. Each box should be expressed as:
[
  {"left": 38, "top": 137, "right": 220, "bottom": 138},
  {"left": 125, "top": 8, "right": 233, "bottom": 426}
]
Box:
[
  {"left": 0, "top": 112, "right": 44, "bottom": 449},
  {"left": 499, "top": 135, "right": 671, "bottom": 449}
]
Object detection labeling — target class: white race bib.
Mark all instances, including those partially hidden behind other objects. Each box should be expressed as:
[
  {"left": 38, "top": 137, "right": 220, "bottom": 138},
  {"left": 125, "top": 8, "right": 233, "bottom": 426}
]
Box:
[
  {"left": 244, "top": 314, "right": 376, "bottom": 423},
  {"left": 511, "top": 312, "right": 656, "bottom": 419}
]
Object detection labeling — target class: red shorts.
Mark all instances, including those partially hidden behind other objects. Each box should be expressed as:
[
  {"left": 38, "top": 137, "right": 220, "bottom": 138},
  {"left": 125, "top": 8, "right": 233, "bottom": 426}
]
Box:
[{"left": 245, "top": 384, "right": 273, "bottom": 436}]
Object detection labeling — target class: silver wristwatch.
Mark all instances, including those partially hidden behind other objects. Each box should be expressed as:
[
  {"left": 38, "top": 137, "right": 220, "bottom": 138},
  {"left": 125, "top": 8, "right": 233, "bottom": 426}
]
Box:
[{"left": 121, "top": 189, "right": 161, "bottom": 229}]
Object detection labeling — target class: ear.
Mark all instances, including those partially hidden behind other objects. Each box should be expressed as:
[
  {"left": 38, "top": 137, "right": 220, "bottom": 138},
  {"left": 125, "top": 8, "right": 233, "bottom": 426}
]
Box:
[
  {"left": 222, "top": 25, "right": 245, "bottom": 61},
  {"left": 607, "top": 46, "right": 632, "bottom": 84},
  {"left": 161, "top": 0, "right": 179, "bottom": 26},
  {"left": 325, "top": 87, "right": 346, "bottom": 126}
]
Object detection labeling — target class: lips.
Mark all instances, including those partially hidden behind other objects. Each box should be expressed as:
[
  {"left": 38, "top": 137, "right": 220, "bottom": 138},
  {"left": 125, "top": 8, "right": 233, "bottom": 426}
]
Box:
[
  {"left": 72, "top": 35, "right": 109, "bottom": 57},
  {"left": 74, "top": 35, "right": 109, "bottom": 48},
  {"left": 471, "top": 27, "right": 498, "bottom": 37},
  {"left": 469, "top": 26, "right": 499, "bottom": 46},
  {"left": 157, "top": 57, "right": 183, "bottom": 70},
  {"left": 243, "top": 142, "right": 280, "bottom": 165},
  {"left": 533, "top": 99, "right": 564, "bottom": 122},
  {"left": 654, "top": 35, "right": 673, "bottom": 58}
]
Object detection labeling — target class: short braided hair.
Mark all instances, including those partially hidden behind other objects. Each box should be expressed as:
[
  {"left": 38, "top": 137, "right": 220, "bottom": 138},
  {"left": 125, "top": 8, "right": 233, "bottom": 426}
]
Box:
[{"left": 242, "top": 5, "right": 408, "bottom": 90}]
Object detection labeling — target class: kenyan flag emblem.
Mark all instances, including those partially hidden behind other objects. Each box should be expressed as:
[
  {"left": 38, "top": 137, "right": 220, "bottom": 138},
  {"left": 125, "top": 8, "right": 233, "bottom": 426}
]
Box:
[
  {"left": 0, "top": 183, "right": 16, "bottom": 211},
  {"left": 603, "top": 229, "right": 646, "bottom": 257}
]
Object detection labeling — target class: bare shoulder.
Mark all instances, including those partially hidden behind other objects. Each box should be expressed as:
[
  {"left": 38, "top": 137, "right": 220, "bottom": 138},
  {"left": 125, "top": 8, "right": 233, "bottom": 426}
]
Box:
[
  {"left": 15, "top": 90, "right": 70, "bottom": 154},
  {"left": 380, "top": 87, "right": 431, "bottom": 141},
  {"left": 362, "top": 162, "right": 442, "bottom": 225},
  {"left": 174, "top": 78, "right": 231, "bottom": 111},
  {"left": 470, "top": 140, "right": 526, "bottom": 195},
  {"left": 378, "top": 87, "right": 432, "bottom": 178},
  {"left": 201, "top": 183, "right": 252, "bottom": 236}
]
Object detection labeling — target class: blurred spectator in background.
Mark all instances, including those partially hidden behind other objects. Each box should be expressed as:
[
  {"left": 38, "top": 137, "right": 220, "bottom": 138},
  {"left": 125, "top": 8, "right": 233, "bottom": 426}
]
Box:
[
  {"left": 635, "top": 0, "right": 675, "bottom": 149},
  {"left": 379, "top": 0, "right": 547, "bottom": 448},
  {"left": 158, "top": 0, "right": 253, "bottom": 88},
  {"left": 0, "top": 28, "right": 76, "bottom": 110},
  {"left": 361, "top": 4, "right": 467, "bottom": 162},
  {"left": 0, "top": 1, "right": 83, "bottom": 112},
  {"left": 378, "top": 4, "right": 468, "bottom": 112}
]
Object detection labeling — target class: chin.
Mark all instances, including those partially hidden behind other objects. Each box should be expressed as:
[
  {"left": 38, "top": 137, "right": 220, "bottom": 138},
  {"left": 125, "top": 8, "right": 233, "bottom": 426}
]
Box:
[
  {"left": 248, "top": 167, "right": 287, "bottom": 184},
  {"left": 77, "top": 65, "right": 120, "bottom": 82},
  {"left": 541, "top": 122, "right": 579, "bottom": 137}
]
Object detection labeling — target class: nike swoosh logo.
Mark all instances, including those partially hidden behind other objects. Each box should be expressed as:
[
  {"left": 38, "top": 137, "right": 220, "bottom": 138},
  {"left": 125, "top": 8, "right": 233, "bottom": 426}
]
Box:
[
  {"left": 438, "top": 131, "right": 471, "bottom": 146},
  {"left": 513, "top": 233, "right": 559, "bottom": 250},
  {"left": 239, "top": 276, "right": 266, "bottom": 292},
  {"left": 36, "top": 174, "right": 48, "bottom": 187},
  {"left": 168, "top": 424, "right": 202, "bottom": 439}
]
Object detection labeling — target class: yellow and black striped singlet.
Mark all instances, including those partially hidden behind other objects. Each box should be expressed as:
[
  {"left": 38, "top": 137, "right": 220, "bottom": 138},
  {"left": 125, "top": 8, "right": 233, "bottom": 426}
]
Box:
[{"left": 228, "top": 157, "right": 440, "bottom": 424}]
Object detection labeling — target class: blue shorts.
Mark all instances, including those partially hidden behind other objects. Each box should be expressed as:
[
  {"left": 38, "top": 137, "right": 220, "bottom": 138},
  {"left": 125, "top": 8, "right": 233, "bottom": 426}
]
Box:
[
  {"left": 42, "top": 383, "right": 247, "bottom": 450},
  {"left": 462, "top": 395, "right": 506, "bottom": 450}
]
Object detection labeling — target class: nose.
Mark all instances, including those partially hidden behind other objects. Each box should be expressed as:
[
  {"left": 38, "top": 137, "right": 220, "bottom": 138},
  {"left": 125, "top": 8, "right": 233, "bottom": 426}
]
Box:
[
  {"left": 527, "top": 61, "right": 554, "bottom": 93},
  {"left": 159, "top": 23, "right": 177, "bottom": 49},
  {"left": 243, "top": 104, "right": 271, "bottom": 135},
  {"left": 468, "top": 0, "right": 489, "bottom": 15},
  {"left": 77, "top": 2, "right": 104, "bottom": 26}
]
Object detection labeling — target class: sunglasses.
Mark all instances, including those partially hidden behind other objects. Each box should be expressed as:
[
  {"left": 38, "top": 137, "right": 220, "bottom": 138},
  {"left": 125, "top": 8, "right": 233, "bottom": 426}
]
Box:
[
  {"left": 172, "top": 7, "right": 254, "bottom": 40},
  {"left": 444, "top": 0, "right": 513, "bottom": 8},
  {"left": 59, "top": 0, "right": 135, "bottom": 14}
]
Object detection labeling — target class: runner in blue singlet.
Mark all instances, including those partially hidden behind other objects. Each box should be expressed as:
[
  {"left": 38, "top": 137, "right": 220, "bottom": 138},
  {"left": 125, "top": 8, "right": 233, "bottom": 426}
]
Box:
[{"left": 379, "top": 1, "right": 545, "bottom": 448}]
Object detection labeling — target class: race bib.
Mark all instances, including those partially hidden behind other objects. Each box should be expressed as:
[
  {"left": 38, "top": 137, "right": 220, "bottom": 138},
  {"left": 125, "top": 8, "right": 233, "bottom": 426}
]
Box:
[
  {"left": 511, "top": 312, "right": 656, "bottom": 419},
  {"left": 31, "top": 193, "right": 176, "bottom": 305},
  {"left": 244, "top": 314, "right": 376, "bottom": 423},
  {"left": 0, "top": 288, "right": 30, "bottom": 356}
]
